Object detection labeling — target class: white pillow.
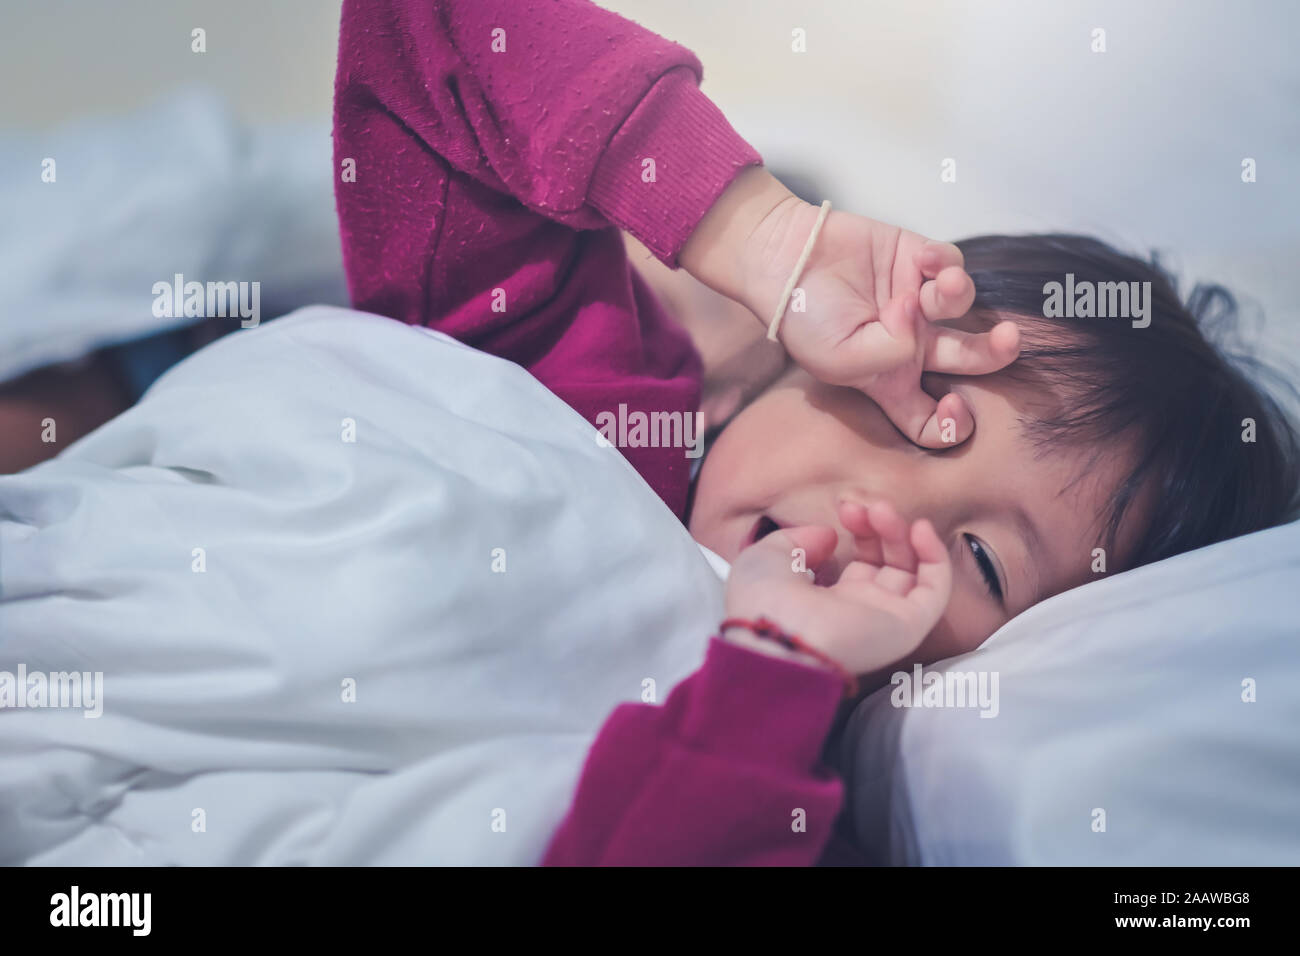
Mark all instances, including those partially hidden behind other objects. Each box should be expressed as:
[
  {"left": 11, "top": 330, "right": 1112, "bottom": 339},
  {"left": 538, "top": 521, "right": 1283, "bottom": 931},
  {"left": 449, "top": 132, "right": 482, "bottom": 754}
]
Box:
[
  {"left": 0, "top": 90, "right": 347, "bottom": 384},
  {"left": 843, "top": 517, "right": 1300, "bottom": 865}
]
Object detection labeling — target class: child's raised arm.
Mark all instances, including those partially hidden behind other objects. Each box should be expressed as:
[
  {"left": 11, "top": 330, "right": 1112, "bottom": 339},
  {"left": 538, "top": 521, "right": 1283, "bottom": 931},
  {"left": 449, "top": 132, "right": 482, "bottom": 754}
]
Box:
[
  {"left": 335, "top": 0, "right": 1013, "bottom": 498},
  {"left": 334, "top": 0, "right": 763, "bottom": 515},
  {"left": 334, "top": 0, "right": 759, "bottom": 332}
]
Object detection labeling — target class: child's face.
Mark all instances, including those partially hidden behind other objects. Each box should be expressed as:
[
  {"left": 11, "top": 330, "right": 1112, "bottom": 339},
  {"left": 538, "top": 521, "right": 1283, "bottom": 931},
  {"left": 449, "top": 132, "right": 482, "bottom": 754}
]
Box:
[{"left": 689, "top": 366, "right": 1143, "bottom": 664}]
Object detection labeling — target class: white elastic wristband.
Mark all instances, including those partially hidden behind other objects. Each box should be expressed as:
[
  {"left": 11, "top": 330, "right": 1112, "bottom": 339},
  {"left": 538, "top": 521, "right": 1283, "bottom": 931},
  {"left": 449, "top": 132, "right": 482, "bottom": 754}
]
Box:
[{"left": 767, "top": 199, "right": 832, "bottom": 343}]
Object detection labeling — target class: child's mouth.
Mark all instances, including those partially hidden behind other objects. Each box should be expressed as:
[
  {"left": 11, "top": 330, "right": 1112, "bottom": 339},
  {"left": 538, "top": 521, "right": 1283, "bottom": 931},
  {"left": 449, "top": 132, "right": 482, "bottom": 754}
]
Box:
[
  {"left": 749, "top": 514, "right": 782, "bottom": 547},
  {"left": 745, "top": 514, "right": 846, "bottom": 587}
]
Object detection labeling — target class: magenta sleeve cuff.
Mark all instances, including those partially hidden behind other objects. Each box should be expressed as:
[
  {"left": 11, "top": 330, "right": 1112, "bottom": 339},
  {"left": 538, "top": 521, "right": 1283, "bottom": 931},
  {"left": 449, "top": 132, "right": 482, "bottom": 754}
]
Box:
[
  {"left": 676, "top": 635, "right": 846, "bottom": 771},
  {"left": 588, "top": 68, "right": 764, "bottom": 267}
]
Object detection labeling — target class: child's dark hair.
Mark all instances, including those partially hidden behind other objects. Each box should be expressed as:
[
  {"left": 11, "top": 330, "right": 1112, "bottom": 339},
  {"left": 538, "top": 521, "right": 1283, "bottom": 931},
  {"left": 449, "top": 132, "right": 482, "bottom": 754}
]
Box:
[{"left": 955, "top": 233, "right": 1300, "bottom": 571}]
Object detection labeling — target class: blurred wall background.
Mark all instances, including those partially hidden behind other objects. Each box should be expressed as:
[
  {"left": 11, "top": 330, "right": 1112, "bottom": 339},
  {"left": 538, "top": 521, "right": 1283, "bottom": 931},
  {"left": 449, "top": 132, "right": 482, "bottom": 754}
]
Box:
[{"left": 3, "top": 0, "right": 1298, "bottom": 356}]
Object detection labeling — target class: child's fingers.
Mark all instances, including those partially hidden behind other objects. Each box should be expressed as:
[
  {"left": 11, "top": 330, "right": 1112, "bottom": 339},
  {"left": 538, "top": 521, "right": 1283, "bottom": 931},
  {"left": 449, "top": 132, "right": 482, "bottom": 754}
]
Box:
[
  {"left": 873, "top": 384, "right": 973, "bottom": 448},
  {"left": 836, "top": 559, "right": 915, "bottom": 601},
  {"left": 839, "top": 499, "right": 923, "bottom": 595},
  {"left": 907, "top": 519, "right": 954, "bottom": 610},
  {"left": 836, "top": 561, "right": 880, "bottom": 586},
  {"left": 818, "top": 293, "right": 916, "bottom": 389},
  {"left": 917, "top": 241, "right": 964, "bottom": 278},
  {"left": 924, "top": 321, "right": 1021, "bottom": 376},
  {"left": 867, "top": 291, "right": 921, "bottom": 357},
  {"left": 837, "top": 498, "right": 873, "bottom": 536},
  {"left": 740, "top": 524, "right": 837, "bottom": 581},
  {"left": 863, "top": 500, "right": 919, "bottom": 595},
  {"left": 872, "top": 566, "right": 917, "bottom": 596},
  {"left": 865, "top": 500, "right": 916, "bottom": 572},
  {"left": 839, "top": 498, "right": 911, "bottom": 566},
  {"left": 837, "top": 499, "right": 883, "bottom": 566},
  {"left": 918, "top": 265, "right": 975, "bottom": 321}
]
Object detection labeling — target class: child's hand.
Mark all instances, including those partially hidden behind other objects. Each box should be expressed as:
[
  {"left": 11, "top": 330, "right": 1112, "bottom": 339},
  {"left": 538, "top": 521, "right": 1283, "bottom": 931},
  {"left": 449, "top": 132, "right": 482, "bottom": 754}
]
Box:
[
  {"left": 744, "top": 197, "right": 1020, "bottom": 447},
  {"left": 723, "top": 500, "right": 952, "bottom": 677}
]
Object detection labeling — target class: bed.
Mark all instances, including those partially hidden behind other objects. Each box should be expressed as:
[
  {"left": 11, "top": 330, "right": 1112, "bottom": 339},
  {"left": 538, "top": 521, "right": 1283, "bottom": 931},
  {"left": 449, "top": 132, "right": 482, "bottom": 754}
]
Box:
[{"left": 3, "top": 91, "right": 1298, "bottom": 866}]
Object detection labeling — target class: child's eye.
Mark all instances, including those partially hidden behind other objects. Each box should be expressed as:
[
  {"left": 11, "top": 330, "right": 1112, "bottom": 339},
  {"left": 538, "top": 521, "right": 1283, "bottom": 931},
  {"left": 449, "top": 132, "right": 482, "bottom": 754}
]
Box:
[{"left": 964, "top": 534, "right": 1005, "bottom": 603}]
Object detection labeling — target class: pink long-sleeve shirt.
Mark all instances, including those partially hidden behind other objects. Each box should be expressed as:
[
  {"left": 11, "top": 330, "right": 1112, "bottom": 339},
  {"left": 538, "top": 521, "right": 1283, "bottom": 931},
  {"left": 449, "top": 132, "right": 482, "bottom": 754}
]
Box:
[{"left": 334, "top": 0, "right": 853, "bottom": 865}]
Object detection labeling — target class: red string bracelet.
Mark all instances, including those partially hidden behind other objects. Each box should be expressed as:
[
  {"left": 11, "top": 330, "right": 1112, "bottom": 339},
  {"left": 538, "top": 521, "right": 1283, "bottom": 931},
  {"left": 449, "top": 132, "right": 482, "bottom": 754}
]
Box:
[{"left": 719, "top": 616, "right": 859, "bottom": 698}]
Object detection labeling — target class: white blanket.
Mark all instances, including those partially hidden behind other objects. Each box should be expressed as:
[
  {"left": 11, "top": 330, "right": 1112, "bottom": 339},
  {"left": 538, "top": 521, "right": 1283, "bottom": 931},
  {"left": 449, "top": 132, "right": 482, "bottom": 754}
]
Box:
[{"left": 0, "top": 306, "right": 726, "bottom": 865}]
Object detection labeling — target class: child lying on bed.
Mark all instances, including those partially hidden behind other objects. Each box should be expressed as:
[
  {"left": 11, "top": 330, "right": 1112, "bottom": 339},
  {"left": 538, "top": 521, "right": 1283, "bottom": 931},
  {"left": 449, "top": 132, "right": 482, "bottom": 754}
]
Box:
[
  {"left": 328, "top": 0, "right": 1300, "bottom": 865},
  {"left": 4, "top": 0, "right": 1293, "bottom": 865}
]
